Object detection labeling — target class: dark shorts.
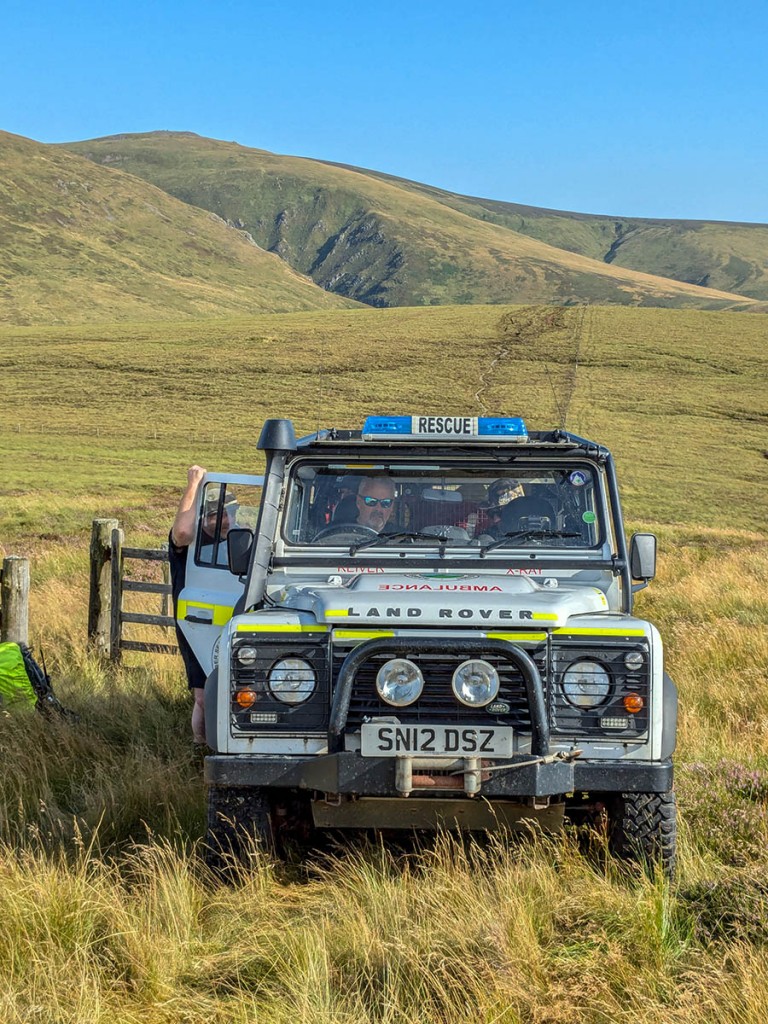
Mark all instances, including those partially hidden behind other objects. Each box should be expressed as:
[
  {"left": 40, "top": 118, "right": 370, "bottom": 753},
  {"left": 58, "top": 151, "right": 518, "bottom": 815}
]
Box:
[
  {"left": 168, "top": 532, "right": 206, "bottom": 690},
  {"left": 175, "top": 624, "right": 206, "bottom": 690}
]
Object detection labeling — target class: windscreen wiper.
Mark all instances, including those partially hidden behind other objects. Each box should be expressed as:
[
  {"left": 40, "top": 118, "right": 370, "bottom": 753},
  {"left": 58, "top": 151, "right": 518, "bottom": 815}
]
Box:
[
  {"left": 479, "top": 529, "right": 582, "bottom": 557},
  {"left": 349, "top": 531, "right": 449, "bottom": 555}
]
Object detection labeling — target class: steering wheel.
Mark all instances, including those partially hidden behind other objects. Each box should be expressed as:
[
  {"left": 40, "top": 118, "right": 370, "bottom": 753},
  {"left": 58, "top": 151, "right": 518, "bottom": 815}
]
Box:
[{"left": 312, "top": 523, "right": 379, "bottom": 544}]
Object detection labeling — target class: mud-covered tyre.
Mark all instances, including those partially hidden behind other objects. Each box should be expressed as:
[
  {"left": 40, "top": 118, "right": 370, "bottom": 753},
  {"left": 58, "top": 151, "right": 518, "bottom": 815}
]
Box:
[
  {"left": 204, "top": 785, "right": 274, "bottom": 872},
  {"left": 608, "top": 790, "right": 677, "bottom": 877}
]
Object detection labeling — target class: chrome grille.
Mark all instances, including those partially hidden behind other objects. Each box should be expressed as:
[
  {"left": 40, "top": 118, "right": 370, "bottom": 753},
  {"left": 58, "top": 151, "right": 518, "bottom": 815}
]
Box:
[{"left": 335, "top": 648, "right": 546, "bottom": 730}]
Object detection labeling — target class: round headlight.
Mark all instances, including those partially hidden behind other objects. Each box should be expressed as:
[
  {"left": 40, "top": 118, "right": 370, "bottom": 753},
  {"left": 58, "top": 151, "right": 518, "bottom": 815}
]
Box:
[
  {"left": 562, "top": 660, "right": 611, "bottom": 708},
  {"left": 268, "top": 658, "right": 316, "bottom": 704},
  {"left": 452, "top": 659, "right": 500, "bottom": 707},
  {"left": 624, "top": 651, "right": 645, "bottom": 671},
  {"left": 236, "top": 645, "right": 258, "bottom": 666},
  {"left": 375, "top": 659, "right": 424, "bottom": 707}
]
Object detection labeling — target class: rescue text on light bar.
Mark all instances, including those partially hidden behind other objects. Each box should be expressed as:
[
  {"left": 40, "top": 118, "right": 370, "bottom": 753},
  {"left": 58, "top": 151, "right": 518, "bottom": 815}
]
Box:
[{"left": 362, "top": 416, "right": 529, "bottom": 441}]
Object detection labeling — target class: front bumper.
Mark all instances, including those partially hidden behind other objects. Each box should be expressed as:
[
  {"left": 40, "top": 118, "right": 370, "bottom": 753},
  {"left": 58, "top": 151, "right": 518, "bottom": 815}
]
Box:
[{"left": 204, "top": 752, "right": 673, "bottom": 796}]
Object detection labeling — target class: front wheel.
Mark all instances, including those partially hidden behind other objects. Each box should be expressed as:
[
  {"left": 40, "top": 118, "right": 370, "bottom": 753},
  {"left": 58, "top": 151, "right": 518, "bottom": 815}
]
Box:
[{"left": 607, "top": 790, "right": 677, "bottom": 877}]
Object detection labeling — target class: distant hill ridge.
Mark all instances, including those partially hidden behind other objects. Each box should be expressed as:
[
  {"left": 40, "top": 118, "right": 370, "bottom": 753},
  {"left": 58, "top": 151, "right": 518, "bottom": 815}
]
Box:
[
  {"left": 1, "top": 128, "right": 766, "bottom": 325},
  {"left": 0, "top": 130, "right": 356, "bottom": 325},
  {"left": 327, "top": 158, "right": 768, "bottom": 294},
  {"left": 63, "top": 131, "right": 764, "bottom": 313}
]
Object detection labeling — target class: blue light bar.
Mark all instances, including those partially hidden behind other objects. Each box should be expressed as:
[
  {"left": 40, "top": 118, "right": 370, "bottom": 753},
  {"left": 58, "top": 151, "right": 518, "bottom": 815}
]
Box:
[
  {"left": 362, "top": 415, "right": 528, "bottom": 442},
  {"left": 362, "top": 416, "right": 412, "bottom": 436},
  {"left": 477, "top": 417, "right": 528, "bottom": 438}
]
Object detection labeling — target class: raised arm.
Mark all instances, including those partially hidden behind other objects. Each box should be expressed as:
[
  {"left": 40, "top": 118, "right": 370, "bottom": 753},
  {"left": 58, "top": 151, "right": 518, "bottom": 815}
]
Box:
[{"left": 171, "top": 465, "right": 207, "bottom": 547}]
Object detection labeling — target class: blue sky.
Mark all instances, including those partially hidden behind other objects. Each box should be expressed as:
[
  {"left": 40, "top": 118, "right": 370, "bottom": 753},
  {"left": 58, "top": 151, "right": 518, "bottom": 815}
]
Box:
[{"left": 3, "top": 0, "right": 766, "bottom": 222}]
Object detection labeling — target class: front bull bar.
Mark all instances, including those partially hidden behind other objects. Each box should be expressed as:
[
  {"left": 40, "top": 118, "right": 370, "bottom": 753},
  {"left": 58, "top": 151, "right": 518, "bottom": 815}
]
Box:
[{"left": 328, "top": 637, "right": 550, "bottom": 757}]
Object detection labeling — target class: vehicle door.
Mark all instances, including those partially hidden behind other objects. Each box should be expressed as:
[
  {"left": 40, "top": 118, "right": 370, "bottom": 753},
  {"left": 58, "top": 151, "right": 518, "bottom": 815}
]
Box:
[{"left": 176, "top": 473, "right": 264, "bottom": 676}]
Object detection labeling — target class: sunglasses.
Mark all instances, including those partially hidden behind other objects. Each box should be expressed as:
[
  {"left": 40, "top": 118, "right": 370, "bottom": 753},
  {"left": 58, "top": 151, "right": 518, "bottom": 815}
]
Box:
[{"left": 360, "top": 496, "right": 394, "bottom": 509}]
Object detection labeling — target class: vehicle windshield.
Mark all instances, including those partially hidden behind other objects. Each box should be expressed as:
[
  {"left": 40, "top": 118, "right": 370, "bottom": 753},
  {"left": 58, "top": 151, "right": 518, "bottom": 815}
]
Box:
[{"left": 281, "top": 462, "right": 602, "bottom": 550}]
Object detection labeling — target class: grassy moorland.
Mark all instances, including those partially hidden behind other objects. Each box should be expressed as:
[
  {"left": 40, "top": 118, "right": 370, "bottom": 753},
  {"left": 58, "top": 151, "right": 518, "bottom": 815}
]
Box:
[
  {"left": 0, "top": 302, "right": 766, "bottom": 1022},
  {"left": 0, "top": 302, "right": 765, "bottom": 550}
]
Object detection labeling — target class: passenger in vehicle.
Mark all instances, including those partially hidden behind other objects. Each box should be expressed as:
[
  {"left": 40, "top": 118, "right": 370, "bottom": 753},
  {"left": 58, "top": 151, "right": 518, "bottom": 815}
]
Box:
[{"left": 480, "top": 478, "right": 524, "bottom": 539}]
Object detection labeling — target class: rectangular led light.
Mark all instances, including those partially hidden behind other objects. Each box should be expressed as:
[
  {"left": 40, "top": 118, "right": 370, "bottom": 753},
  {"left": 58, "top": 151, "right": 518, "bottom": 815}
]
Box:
[{"left": 601, "top": 717, "right": 629, "bottom": 730}]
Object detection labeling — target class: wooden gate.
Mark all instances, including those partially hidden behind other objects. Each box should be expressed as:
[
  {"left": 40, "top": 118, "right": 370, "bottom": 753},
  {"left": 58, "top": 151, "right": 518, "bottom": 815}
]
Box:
[{"left": 88, "top": 519, "right": 178, "bottom": 661}]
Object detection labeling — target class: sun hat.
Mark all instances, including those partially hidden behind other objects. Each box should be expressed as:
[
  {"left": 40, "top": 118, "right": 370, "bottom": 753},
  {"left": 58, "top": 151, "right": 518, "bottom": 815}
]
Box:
[
  {"left": 203, "top": 487, "right": 238, "bottom": 513},
  {"left": 483, "top": 478, "right": 521, "bottom": 511}
]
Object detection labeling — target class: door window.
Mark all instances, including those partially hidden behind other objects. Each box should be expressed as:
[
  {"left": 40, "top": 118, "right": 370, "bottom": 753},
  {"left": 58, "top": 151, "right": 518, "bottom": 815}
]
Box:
[{"left": 195, "top": 482, "right": 262, "bottom": 568}]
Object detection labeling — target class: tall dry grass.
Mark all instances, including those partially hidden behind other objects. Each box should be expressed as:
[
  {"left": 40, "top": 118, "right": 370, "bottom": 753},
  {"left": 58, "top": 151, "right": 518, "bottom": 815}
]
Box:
[
  {"left": 0, "top": 833, "right": 766, "bottom": 1024},
  {"left": 0, "top": 524, "right": 766, "bottom": 1022},
  {"left": 636, "top": 525, "right": 768, "bottom": 761}
]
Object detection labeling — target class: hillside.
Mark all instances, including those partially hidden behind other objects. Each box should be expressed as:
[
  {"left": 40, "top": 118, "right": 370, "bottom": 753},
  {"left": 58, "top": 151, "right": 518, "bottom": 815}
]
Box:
[
  {"left": 64, "top": 132, "right": 759, "bottom": 312},
  {"left": 332, "top": 162, "right": 768, "bottom": 301},
  {"left": 0, "top": 131, "right": 356, "bottom": 325}
]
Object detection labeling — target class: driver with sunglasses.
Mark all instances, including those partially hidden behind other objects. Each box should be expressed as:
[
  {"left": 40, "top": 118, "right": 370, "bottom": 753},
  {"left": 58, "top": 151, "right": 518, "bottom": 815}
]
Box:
[{"left": 355, "top": 476, "right": 396, "bottom": 532}]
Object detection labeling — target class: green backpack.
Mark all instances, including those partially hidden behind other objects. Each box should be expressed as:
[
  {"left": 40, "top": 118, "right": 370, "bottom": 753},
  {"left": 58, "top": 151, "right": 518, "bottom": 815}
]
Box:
[{"left": 0, "top": 642, "right": 68, "bottom": 715}]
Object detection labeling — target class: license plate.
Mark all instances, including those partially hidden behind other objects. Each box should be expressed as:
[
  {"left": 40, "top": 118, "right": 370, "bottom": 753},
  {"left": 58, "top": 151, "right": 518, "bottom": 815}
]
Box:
[{"left": 360, "top": 723, "right": 514, "bottom": 757}]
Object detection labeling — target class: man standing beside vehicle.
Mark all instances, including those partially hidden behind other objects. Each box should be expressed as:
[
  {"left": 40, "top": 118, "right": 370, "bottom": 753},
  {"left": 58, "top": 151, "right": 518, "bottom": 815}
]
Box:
[{"left": 169, "top": 465, "right": 208, "bottom": 744}]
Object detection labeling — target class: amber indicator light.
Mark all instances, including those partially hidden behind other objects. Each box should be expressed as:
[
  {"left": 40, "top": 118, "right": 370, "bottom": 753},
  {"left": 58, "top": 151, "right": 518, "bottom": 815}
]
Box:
[
  {"left": 624, "top": 693, "right": 644, "bottom": 714},
  {"left": 235, "top": 689, "right": 258, "bottom": 709}
]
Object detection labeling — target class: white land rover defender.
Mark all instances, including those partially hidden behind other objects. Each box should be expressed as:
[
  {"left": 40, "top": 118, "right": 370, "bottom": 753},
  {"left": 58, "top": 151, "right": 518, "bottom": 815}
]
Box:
[{"left": 179, "top": 416, "right": 677, "bottom": 872}]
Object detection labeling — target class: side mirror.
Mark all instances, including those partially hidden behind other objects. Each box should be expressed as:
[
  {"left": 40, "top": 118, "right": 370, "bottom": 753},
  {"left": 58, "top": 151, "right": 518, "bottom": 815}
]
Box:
[
  {"left": 227, "top": 528, "right": 254, "bottom": 576},
  {"left": 630, "top": 533, "right": 657, "bottom": 581}
]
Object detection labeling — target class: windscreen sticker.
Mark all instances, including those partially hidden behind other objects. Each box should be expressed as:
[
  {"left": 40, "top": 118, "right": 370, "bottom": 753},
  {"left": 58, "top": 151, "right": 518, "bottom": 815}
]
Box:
[
  {"left": 378, "top": 583, "right": 503, "bottom": 592},
  {"left": 569, "top": 471, "right": 588, "bottom": 487},
  {"left": 582, "top": 511, "right": 597, "bottom": 524},
  {"left": 336, "top": 566, "right": 385, "bottom": 574}
]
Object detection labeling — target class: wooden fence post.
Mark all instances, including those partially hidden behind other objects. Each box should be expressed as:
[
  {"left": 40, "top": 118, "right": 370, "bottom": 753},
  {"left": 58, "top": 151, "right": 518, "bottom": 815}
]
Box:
[
  {"left": 88, "top": 518, "right": 119, "bottom": 657},
  {"left": 110, "top": 527, "right": 124, "bottom": 662},
  {"left": 160, "top": 542, "right": 170, "bottom": 620},
  {"left": 1, "top": 556, "right": 30, "bottom": 646}
]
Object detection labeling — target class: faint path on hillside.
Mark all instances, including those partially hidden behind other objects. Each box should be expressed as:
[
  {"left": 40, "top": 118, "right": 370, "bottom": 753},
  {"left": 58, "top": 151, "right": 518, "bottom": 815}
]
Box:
[
  {"left": 556, "top": 304, "right": 587, "bottom": 429},
  {"left": 476, "top": 305, "right": 588, "bottom": 428},
  {"left": 567, "top": 305, "right": 596, "bottom": 437}
]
